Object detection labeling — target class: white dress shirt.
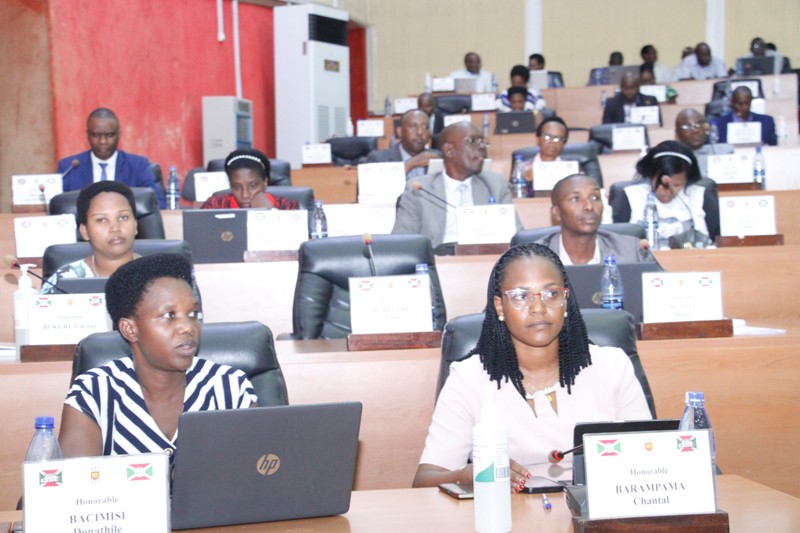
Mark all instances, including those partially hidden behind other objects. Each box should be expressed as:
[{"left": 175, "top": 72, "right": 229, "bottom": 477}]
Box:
[
  {"left": 90, "top": 151, "right": 118, "bottom": 183},
  {"left": 442, "top": 172, "right": 473, "bottom": 244}
]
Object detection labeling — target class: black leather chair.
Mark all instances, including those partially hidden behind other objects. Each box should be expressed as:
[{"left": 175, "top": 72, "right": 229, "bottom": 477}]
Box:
[
  {"left": 72, "top": 321, "right": 289, "bottom": 407},
  {"left": 711, "top": 78, "right": 764, "bottom": 100},
  {"left": 149, "top": 162, "right": 166, "bottom": 201},
  {"left": 204, "top": 158, "right": 292, "bottom": 188},
  {"left": 204, "top": 186, "right": 315, "bottom": 235},
  {"left": 589, "top": 124, "right": 651, "bottom": 154},
  {"left": 510, "top": 223, "right": 646, "bottom": 247},
  {"left": 437, "top": 309, "right": 657, "bottom": 418},
  {"left": 49, "top": 188, "right": 165, "bottom": 240},
  {"left": 325, "top": 137, "right": 379, "bottom": 166},
  {"left": 548, "top": 72, "right": 565, "bottom": 88},
  {"left": 704, "top": 99, "right": 730, "bottom": 121},
  {"left": 434, "top": 94, "right": 472, "bottom": 115},
  {"left": 42, "top": 239, "right": 193, "bottom": 279},
  {"left": 512, "top": 142, "right": 604, "bottom": 187},
  {"left": 291, "top": 234, "right": 446, "bottom": 339}
]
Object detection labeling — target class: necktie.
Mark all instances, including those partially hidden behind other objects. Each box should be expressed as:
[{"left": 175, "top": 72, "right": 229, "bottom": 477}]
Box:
[{"left": 99, "top": 163, "right": 108, "bottom": 181}]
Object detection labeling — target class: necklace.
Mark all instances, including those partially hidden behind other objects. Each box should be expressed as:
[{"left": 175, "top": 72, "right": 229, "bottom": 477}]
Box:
[
  {"left": 524, "top": 381, "right": 559, "bottom": 401},
  {"left": 90, "top": 255, "right": 99, "bottom": 276}
]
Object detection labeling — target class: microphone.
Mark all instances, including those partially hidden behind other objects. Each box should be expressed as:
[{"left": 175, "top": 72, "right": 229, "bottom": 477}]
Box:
[
  {"left": 5, "top": 255, "right": 68, "bottom": 294},
  {"left": 410, "top": 181, "right": 456, "bottom": 210},
  {"left": 362, "top": 233, "right": 378, "bottom": 277},
  {"left": 60, "top": 159, "right": 79, "bottom": 184},
  {"left": 39, "top": 184, "right": 49, "bottom": 215},
  {"left": 548, "top": 445, "right": 583, "bottom": 464},
  {"left": 640, "top": 238, "right": 650, "bottom": 251}
]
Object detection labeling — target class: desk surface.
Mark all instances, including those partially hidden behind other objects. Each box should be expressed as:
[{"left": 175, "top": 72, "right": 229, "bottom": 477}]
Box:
[{"left": 0, "top": 475, "right": 797, "bottom": 532}]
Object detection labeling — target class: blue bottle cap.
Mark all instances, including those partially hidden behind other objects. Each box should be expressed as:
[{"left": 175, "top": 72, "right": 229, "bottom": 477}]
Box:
[
  {"left": 35, "top": 416, "right": 55, "bottom": 429},
  {"left": 686, "top": 391, "right": 705, "bottom": 403}
]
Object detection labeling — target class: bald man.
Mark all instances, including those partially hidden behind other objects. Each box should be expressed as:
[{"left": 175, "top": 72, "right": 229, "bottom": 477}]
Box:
[
  {"left": 392, "top": 122, "right": 521, "bottom": 249},
  {"left": 674, "top": 108, "right": 733, "bottom": 178},
  {"left": 534, "top": 175, "right": 657, "bottom": 265},
  {"left": 365, "top": 109, "right": 441, "bottom": 179}
]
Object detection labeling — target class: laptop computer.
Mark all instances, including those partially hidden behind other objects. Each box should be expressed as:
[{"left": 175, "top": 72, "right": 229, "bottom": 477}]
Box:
[
  {"left": 454, "top": 77, "right": 478, "bottom": 94},
  {"left": 565, "top": 262, "right": 664, "bottom": 323},
  {"left": 527, "top": 70, "right": 550, "bottom": 92},
  {"left": 572, "top": 419, "right": 680, "bottom": 485},
  {"left": 171, "top": 401, "right": 363, "bottom": 530},
  {"left": 495, "top": 111, "right": 536, "bottom": 134},
  {"left": 182, "top": 208, "right": 248, "bottom": 263}
]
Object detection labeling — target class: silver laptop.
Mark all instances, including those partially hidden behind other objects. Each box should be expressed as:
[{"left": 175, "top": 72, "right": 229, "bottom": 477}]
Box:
[
  {"left": 171, "top": 402, "right": 363, "bottom": 530},
  {"left": 565, "top": 262, "right": 664, "bottom": 323},
  {"left": 454, "top": 77, "right": 478, "bottom": 94}
]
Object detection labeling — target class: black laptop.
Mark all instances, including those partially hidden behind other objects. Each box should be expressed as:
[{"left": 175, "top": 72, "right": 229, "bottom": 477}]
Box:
[
  {"left": 495, "top": 111, "right": 536, "bottom": 134},
  {"left": 182, "top": 209, "right": 249, "bottom": 263}
]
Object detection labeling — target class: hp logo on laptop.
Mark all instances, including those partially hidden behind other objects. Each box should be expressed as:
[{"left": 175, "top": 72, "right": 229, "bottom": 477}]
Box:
[{"left": 256, "top": 454, "right": 281, "bottom": 476}]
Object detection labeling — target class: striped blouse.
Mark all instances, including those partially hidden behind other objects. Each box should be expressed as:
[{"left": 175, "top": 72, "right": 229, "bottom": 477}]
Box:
[{"left": 65, "top": 356, "right": 257, "bottom": 461}]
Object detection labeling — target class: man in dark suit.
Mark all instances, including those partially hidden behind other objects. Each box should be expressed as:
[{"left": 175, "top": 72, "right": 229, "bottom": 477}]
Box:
[
  {"left": 602, "top": 73, "right": 660, "bottom": 125},
  {"left": 711, "top": 86, "right": 777, "bottom": 146},
  {"left": 57, "top": 108, "right": 166, "bottom": 207},
  {"left": 365, "top": 109, "right": 440, "bottom": 179}
]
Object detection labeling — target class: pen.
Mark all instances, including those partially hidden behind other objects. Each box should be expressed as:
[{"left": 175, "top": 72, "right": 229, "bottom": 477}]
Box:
[{"left": 542, "top": 493, "right": 552, "bottom": 511}]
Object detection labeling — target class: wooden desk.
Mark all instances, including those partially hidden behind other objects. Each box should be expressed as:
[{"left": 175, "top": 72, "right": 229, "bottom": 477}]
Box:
[{"left": 0, "top": 476, "right": 797, "bottom": 532}]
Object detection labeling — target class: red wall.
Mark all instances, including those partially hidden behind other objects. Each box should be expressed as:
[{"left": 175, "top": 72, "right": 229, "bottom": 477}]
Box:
[
  {"left": 47, "top": 0, "right": 275, "bottom": 176},
  {"left": 348, "top": 26, "right": 368, "bottom": 122}
]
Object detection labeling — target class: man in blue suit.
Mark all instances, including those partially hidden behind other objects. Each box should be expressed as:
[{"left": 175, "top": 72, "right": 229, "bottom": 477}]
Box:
[
  {"left": 712, "top": 86, "right": 777, "bottom": 146},
  {"left": 57, "top": 108, "right": 166, "bottom": 207}
]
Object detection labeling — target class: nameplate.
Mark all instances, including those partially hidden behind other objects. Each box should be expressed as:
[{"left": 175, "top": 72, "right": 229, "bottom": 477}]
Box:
[
  {"left": 457, "top": 204, "right": 516, "bottom": 245},
  {"left": 431, "top": 77, "right": 455, "bottom": 92},
  {"left": 356, "top": 119, "right": 385, "bottom": 138},
  {"left": 23, "top": 453, "right": 169, "bottom": 533},
  {"left": 584, "top": 430, "right": 716, "bottom": 520},
  {"left": 357, "top": 162, "right": 407, "bottom": 204},
  {"left": 27, "top": 293, "right": 111, "bottom": 345},
  {"left": 707, "top": 153, "right": 753, "bottom": 184},
  {"left": 630, "top": 106, "right": 660, "bottom": 125},
  {"left": 394, "top": 97, "right": 418, "bottom": 115},
  {"left": 193, "top": 171, "right": 229, "bottom": 202},
  {"left": 638, "top": 85, "right": 667, "bottom": 103},
  {"left": 349, "top": 274, "right": 434, "bottom": 334},
  {"left": 719, "top": 195, "right": 776, "bottom": 236},
  {"left": 443, "top": 114, "right": 472, "bottom": 128},
  {"left": 322, "top": 203, "right": 396, "bottom": 237},
  {"left": 246, "top": 209, "right": 308, "bottom": 251},
  {"left": 532, "top": 160, "right": 580, "bottom": 191},
  {"left": 611, "top": 126, "right": 647, "bottom": 151},
  {"left": 726, "top": 121, "right": 762, "bottom": 144},
  {"left": 470, "top": 93, "right": 497, "bottom": 112},
  {"left": 12, "top": 174, "right": 63, "bottom": 207},
  {"left": 301, "top": 143, "right": 333, "bottom": 165},
  {"left": 642, "top": 272, "right": 723, "bottom": 324},
  {"left": 14, "top": 214, "right": 77, "bottom": 258}
]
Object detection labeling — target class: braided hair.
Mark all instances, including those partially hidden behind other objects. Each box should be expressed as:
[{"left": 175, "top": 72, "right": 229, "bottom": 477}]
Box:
[{"left": 471, "top": 242, "right": 591, "bottom": 397}]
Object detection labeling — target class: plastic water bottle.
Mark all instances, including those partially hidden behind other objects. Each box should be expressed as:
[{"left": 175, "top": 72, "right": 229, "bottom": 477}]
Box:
[
  {"left": 311, "top": 200, "right": 328, "bottom": 239},
  {"left": 482, "top": 112, "right": 490, "bottom": 138},
  {"left": 345, "top": 116, "right": 355, "bottom": 137},
  {"left": 679, "top": 392, "right": 716, "bottom": 471},
  {"left": 415, "top": 263, "right": 437, "bottom": 330},
  {"left": 384, "top": 95, "right": 392, "bottom": 117},
  {"left": 776, "top": 116, "right": 788, "bottom": 146},
  {"left": 473, "top": 386, "right": 511, "bottom": 533},
  {"left": 600, "top": 255, "right": 624, "bottom": 310},
  {"left": 600, "top": 90, "right": 607, "bottom": 108},
  {"left": 25, "top": 416, "right": 62, "bottom": 462},
  {"left": 753, "top": 146, "right": 766, "bottom": 190},
  {"left": 424, "top": 72, "right": 432, "bottom": 93},
  {"left": 167, "top": 165, "right": 180, "bottom": 210},
  {"left": 643, "top": 192, "right": 659, "bottom": 249},
  {"left": 490, "top": 73, "right": 498, "bottom": 94},
  {"left": 509, "top": 155, "right": 527, "bottom": 199},
  {"left": 14, "top": 264, "right": 36, "bottom": 358}
]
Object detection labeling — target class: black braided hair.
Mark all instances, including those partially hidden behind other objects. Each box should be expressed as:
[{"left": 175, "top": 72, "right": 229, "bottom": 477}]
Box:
[{"left": 470, "top": 242, "right": 591, "bottom": 397}]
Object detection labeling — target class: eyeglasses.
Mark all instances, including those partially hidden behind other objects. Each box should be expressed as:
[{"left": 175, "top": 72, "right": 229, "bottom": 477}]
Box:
[
  {"left": 465, "top": 137, "right": 490, "bottom": 148},
  {"left": 503, "top": 288, "right": 569, "bottom": 310},
  {"left": 678, "top": 122, "right": 705, "bottom": 131},
  {"left": 540, "top": 133, "right": 565, "bottom": 144}
]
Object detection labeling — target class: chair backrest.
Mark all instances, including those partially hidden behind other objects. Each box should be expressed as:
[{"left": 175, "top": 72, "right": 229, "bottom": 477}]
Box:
[
  {"left": 589, "top": 124, "right": 651, "bottom": 154},
  {"left": 42, "top": 239, "right": 194, "bottom": 279},
  {"left": 704, "top": 99, "right": 730, "bottom": 120},
  {"left": 510, "top": 223, "right": 646, "bottom": 247},
  {"left": 49, "top": 188, "right": 165, "bottom": 240},
  {"left": 325, "top": 137, "right": 379, "bottom": 166},
  {"left": 437, "top": 309, "right": 657, "bottom": 418},
  {"left": 711, "top": 78, "right": 764, "bottom": 100},
  {"left": 149, "top": 162, "right": 166, "bottom": 200},
  {"left": 193, "top": 159, "right": 292, "bottom": 200},
  {"left": 548, "top": 72, "right": 565, "bottom": 88},
  {"left": 434, "top": 94, "right": 472, "bottom": 115},
  {"left": 292, "top": 234, "right": 446, "bottom": 339},
  {"left": 73, "top": 321, "right": 288, "bottom": 407},
  {"left": 511, "top": 142, "right": 604, "bottom": 186}
]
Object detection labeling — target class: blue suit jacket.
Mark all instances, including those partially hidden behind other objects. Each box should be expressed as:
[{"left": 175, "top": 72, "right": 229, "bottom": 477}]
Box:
[
  {"left": 57, "top": 150, "right": 166, "bottom": 208},
  {"left": 712, "top": 112, "right": 777, "bottom": 146}
]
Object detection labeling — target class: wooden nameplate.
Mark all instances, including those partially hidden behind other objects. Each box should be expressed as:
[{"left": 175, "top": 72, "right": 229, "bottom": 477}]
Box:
[
  {"left": 717, "top": 182, "right": 763, "bottom": 192},
  {"left": 454, "top": 243, "right": 508, "bottom": 256},
  {"left": 572, "top": 510, "right": 729, "bottom": 532},
  {"left": 20, "top": 344, "right": 76, "bottom": 363},
  {"left": 346, "top": 331, "right": 442, "bottom": 351},
  {"left": 714, "top": 234, "right": 783, "bottom": 247},
  {"left": 243, "top": 250, "right": 299, "bottom": 262},
  {"left": 637, "top": 319, "right": 733, "bottom": 341}
]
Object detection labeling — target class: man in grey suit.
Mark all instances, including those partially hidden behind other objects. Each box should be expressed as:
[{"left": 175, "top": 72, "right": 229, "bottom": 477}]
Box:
[
  {"left": 365, "top": 109, "right": 440, "bottom": 179},
  {"left": 392, "top": 122, "right": 521, "bottom": 249},
  {"left": 535, "top": 175, "right": 657, "bottom": 264}
]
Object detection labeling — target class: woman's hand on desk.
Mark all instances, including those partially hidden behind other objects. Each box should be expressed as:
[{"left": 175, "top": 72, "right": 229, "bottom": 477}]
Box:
[{"left": 412, "top": 459, "right": 531, "bottom": 492}]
